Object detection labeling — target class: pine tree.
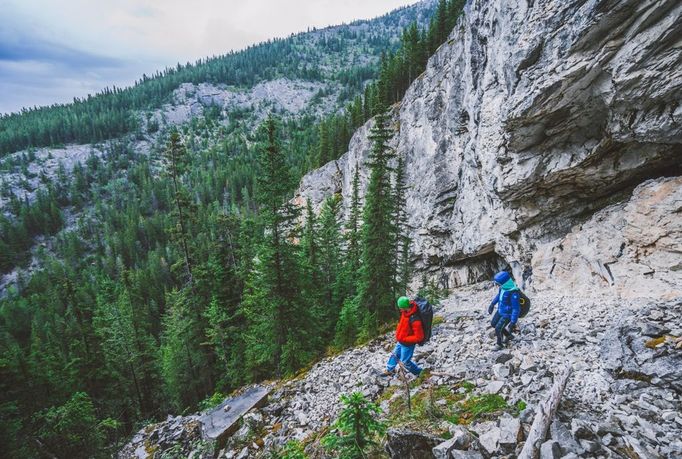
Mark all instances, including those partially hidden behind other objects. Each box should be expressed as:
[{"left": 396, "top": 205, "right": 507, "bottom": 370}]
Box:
[
  {"left": 93, "top": 279, "right": 157, "bottom": 418},
  {"left": 300, "top": 199, "right": 319, "bottom": 274},
  {"left": 322, "top": 392, "right": 386, "bottom": 459},
  {"left": 355, "top": 111, "right": 396, "bottom": 334},
  {"left": 337, "top": 165, "right": 362, "bottom": 303},
  {"left": 163, "top": 130, "right": 195, "bottom": 286},
  {"left": 200, "top": 214, "right": 247, "bottom": 390},
  {"left": 35, "top": 392, "right": 107, "bottom": 459},
  {"left": 436, "top": 0, "right": 449, "bottom": 44},
  {"left": 317, "top": 194, "right": 343, "bottom": 339},
  {"left": 242, "top": 116, "right": 316, "bottom": 377},
  {"left": 317, "top": 120, "right": 330, "bottom": 167},
  {"left": 159, "top": 288, "right": 206, "bottom": 409}
]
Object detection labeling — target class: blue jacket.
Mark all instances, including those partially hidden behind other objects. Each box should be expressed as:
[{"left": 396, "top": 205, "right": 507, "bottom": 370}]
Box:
[{"left": 488, "top": 287, "right": 521, "bottom": 324}]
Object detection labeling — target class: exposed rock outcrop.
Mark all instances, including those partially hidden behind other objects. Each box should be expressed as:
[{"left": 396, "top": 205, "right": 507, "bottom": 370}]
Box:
[
  {"left": 533, "top": 176, "right": 682, "bottom": 299},
  {"left": 295, "top": 0, "right": 682, "bottom": 293}
]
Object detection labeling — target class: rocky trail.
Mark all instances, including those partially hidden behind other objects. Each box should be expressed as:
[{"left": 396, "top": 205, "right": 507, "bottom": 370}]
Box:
[{"left": 121, "top": 284, "right": 682, "bottom": 458}]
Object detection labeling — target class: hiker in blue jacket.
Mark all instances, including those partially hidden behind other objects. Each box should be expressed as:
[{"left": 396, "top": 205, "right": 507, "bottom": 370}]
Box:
[{"left": 488, "top": 271, "right": 521, "bottom": 350}]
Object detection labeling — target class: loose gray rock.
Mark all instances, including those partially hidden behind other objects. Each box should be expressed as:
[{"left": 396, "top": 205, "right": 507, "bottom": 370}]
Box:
[
  {"left": 499, "top": 415, "right": 522, "bottom": 449},
  {"left": 450, "top": 451, "right": 483, "bottom": 459},
  {"left": 433, "top": 438, "right": 460, "bottom": 459},
  {"left": 448, "top": 425, "right": 474, "bottom": 450},
  {"left": 494, "top": 353, "right": 513, "bottom": 364},
  {"left": 550, "top": 420, "right": 581, "bottom": 455},
  {"left": 540, "top": 440, "right": 561, "bottom": 459},
  {"left": 478, "top": 427, "right": 501, "bottom": 456}
]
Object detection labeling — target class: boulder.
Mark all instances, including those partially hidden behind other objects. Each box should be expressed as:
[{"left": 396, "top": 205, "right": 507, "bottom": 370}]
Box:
[
  {"left": 385, "top": 428, "right": 445, "bottom": 459},
  {"left": 550, "top": 420, "right": 580, "bottom": 456},
  {"left": 498, "top": 415, "right": 522, "bottom": 449},
  {"left": 478, "top": 427, "right": 501, "bottom": 456},
  {"left": 539, "top": 440, "right": 561, "bottom": 459}
]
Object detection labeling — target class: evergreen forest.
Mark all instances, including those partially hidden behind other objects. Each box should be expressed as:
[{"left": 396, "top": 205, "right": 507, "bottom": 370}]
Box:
[{"left": 0, "top": 1, "right": 465, "bottom": 457}]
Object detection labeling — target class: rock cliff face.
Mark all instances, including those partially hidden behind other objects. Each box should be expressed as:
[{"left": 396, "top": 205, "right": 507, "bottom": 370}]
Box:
[{"left": 295, "top": 0, "right": 682, "bottom": 295}]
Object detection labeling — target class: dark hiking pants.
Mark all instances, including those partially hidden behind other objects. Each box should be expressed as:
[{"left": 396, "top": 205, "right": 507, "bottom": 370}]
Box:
[{"left": 491, "top": 312, "right": 512, "bottom": 346}]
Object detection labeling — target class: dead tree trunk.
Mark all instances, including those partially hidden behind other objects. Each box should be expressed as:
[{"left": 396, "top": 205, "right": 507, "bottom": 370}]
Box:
[{"left": 518, "top": 365, "right": 572, "bottom": 459}]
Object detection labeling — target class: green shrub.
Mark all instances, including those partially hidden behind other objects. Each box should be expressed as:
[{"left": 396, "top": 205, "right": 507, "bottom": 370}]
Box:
[
  {"left": 278, "top": 440, "right": 308, "bottom": 459},
  {"left": 323, "top": 392, "right": 386, "bottom": 459},
  {"left": 198, "top": 391, "right": 227, "bottom": 411}
]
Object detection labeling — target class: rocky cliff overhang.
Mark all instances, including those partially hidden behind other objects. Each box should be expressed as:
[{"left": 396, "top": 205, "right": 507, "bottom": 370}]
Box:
[{"left": 295, "top": 0, "right": 682, "bottom": 296}]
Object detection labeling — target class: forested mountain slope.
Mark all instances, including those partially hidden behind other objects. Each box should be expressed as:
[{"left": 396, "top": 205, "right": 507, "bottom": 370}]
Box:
[
  {"left": 3, "top": 0, "right": 680, "bottom": 457},
  {"left": 0, "top": 2, "right": 434, "bottom": 156},
  {"left": 0, "top": 1, "right": 482, "bottom": 457},
  {"left": 128, "top": 0, "right": 680, "bottom": 457}
]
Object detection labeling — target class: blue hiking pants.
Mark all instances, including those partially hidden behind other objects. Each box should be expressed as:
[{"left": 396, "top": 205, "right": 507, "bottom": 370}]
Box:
[{"left": 387, "top": 343, "right": 422, "bottom": 376}]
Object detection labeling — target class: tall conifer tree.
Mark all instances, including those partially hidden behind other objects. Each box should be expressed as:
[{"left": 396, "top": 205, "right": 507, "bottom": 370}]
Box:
[
  {"left": 317, "top": 194, "right": 343, "bottom": 340},
  {"left": 163, "top": 130, "right": 195, "bottom": 286},
  {"left": 242, "top": 116, "right": 316, "bottom": 377},
  {"left": 355, "top": 111, "right": 396, "bottom": 334}
]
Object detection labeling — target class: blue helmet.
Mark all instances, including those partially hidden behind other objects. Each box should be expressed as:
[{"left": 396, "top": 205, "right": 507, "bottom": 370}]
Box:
[{"left": 493, "top": 271, "right": 510, "bottom": 284}]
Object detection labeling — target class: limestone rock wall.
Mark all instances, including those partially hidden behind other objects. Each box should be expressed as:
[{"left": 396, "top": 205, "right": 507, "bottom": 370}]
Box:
[{"left": 295, "top": 0, "right": 682, "bottom": 296}]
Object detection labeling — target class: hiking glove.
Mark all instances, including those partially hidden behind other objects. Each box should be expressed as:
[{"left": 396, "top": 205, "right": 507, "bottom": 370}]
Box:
[{"left": 488, "top": 304, "right": 494, "bottom": 314}]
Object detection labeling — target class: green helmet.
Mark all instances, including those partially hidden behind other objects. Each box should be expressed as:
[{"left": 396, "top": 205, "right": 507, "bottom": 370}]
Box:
[{"left": 397, "top": 296, "right": 411, "bottom": 309}]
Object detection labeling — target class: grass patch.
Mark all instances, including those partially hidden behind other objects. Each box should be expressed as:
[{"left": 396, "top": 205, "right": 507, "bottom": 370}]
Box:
[
  {"left": 377, "top": 385, "right": 400, "bottom": 404},
  {"left": 433, "top": 315, "right": 446, "bottom": 327},
  {"left": 450, "top": 394, "right": 508, "bottom": 425},
  {"left": 385, "top": 379, "right": 518, "bottom": 434},
  {"left": 387, "top": 385, "right": 466, "bottom": 434},
  {"left": 645, "top": 336, "right": 666, "bottom": 349}
]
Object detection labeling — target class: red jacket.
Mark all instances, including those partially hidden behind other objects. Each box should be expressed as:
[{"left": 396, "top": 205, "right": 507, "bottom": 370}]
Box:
[{"left": 395, "top": 302, "right": 424, "bottom": 345}]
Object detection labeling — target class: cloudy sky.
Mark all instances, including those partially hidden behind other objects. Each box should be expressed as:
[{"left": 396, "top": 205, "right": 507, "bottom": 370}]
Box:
[{"left": 0, "top": 0, "right": 420, "bottom": 115}]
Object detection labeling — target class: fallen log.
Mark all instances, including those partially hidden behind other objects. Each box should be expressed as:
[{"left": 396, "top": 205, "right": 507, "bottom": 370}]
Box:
[{"left": 518, "top": 365, "right": 572, "bottom": 459}]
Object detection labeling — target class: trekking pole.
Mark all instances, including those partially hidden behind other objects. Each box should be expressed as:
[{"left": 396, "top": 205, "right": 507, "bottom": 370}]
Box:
[{"left": 393, "top": 354, "right": 412, "bottom": 413}]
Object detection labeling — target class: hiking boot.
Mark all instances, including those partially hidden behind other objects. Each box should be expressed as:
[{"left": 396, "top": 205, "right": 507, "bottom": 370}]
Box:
[
  {"left": 376, "top": 369, "right": 395, "bottom": 377},
  {"left": 495, "top": 343, "right": 505, "bottom": 351}
]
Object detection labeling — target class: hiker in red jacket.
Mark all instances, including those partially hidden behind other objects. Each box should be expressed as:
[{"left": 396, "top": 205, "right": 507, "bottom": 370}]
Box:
[{"left": 381, "top": 296, "right": 424, "bottom": 376}]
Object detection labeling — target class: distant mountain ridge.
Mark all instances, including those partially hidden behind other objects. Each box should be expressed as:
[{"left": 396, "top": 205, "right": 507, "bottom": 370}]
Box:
[{"left": 0, "top": 0, "right": 436, "bottom": 156}]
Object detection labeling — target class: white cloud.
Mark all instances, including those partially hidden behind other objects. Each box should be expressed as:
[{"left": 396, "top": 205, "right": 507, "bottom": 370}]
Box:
[
  {"left": 6, "top": 0, "right": 420, "bottom": 62},
  {"left": 1, "top": 0, "right": 421, "bottom": 113}
]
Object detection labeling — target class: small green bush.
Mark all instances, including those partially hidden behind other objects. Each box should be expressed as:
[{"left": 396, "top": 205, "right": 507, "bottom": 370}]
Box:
[
  {"left": 323, "top": 392, "right": 386, "bottom": 459},
  {"left": 276, "top": 440, "right": 307, "bottom": 459},
  {"left": 198, "top": 392, "right": 226, "bottom": 411}
]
